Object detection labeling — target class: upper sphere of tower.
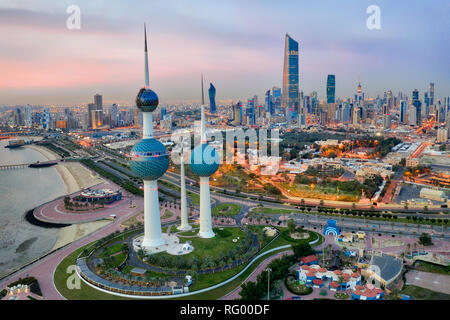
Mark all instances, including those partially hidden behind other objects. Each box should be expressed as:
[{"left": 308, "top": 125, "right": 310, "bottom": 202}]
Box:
[{"left": 136, "top": 88, "right": 159, "bottom": 112}]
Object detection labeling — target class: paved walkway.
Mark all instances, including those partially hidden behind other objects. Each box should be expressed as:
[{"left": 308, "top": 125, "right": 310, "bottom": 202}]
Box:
[{"left": 220, "top": 250, "right": 293, "bottom": 300}]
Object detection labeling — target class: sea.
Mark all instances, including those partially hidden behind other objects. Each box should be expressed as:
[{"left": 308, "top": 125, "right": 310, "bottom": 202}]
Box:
[{"left": 0, "top": 139, "right": 67, "bottom": 278}]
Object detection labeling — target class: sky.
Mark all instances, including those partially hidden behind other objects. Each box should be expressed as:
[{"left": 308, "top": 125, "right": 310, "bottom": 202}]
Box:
[{"left": 0, "top": 0, "right": 449, "bottom": 106}]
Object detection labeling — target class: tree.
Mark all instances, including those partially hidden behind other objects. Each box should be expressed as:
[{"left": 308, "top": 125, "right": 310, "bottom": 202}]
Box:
[
  {"left": 240, "top": 281, "right": 263, "bottom": 300},
  {"left": 292, "top": 243, "right": 313, "bottom": 259},
  {"left": 418, "top": 233, "right": 433, "bottom": 246},
  {"left": 287, "top": 219, "right": 296, "bottom": 234}
]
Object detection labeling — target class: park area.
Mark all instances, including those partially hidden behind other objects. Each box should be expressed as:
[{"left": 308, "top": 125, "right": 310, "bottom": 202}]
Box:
[{"left": 212, "top": 203, "right": 242, "bottom": 217}]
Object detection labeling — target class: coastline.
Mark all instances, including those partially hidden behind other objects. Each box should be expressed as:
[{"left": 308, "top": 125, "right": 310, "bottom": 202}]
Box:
[
  {"left": 26, "top": 144, "right": 79, "bottom": 194},
  {"left": 25, "top": 144, "right": 107, "bottom": 251}
]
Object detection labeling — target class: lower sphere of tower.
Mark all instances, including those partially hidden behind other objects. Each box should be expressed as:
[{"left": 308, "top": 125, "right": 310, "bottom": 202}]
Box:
[
  {"left": 129, "top": 138, "right": 169, "bottom": 180},
  {"left": 189, "top": 143, "right": 220, "bottom": 177}
]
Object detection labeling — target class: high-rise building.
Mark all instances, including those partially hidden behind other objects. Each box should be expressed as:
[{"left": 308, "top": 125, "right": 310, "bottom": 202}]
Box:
[
  {"left": 265, "top": 90, "right": 273, "bottom": 115},
  {"left": 412, "top": 89, "right": 422, "bottom": 126},
  {"left": 326, "top": 75, "right": 336, "bottom": 104},
  {"left": 25, "top": 105, "right": 32, "bottom": 127},
  {"left": 110, "top": 104, "right": 118, "bottom": 127},
  {"left": 208, "top": 83, "right": 216, "bottom": 114},
  {"left": 88, "top": 103, "right": 96, "bottom": 129},
  {"left": 429, "top": 82, "right": 435, "bottom": 106},
  {"left": 400, "top": 100, "right": 408, "bottom": 124},
  {"left": 282, "top": 33, "right": 299, "bottom": 120}
]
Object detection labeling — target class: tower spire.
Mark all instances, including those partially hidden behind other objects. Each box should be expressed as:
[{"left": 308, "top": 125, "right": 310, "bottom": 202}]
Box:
[
  {"left": 144, "top": 23, "right": 149, "bottom": 88},
  {"left": 200, "top": 74, "right": 206, "bottom": 143}
]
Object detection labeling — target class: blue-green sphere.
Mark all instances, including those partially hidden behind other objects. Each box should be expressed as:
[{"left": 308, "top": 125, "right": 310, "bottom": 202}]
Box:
[
  {"left": 189, "top": 144, "right": 220, "bottom": 177},
  {"left": 129, "top": 138, "right": 169, "bottom": 180},
  {"left": 136, "top": 88, "right": 159, "bottom": 112}
]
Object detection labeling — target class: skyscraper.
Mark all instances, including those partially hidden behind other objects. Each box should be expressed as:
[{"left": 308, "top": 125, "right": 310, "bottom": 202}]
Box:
[
  {"left": 400, "top": 100, "right": 408, "bottom": 124},
  {"left": 282, "top": 33, "right": 299, "bottom": 120},
  {"left": 412, "top": 89, "right": 422, "bottom": 126},
  {"left": 326, "top": 75, "right": 336, "bottom": 104},
  {"left": 429, "top": 82, "right": 435, "bottom": 106},
  {"left": 208, "top": 83, "right": 216, "bottom": 114}
]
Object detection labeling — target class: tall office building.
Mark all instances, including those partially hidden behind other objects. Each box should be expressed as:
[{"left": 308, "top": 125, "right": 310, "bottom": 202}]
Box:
[
  {"left": 208, "top": 83, "right": 216, "bottom": 114},
  {"left": 272, "top": 87, "right": 281, "bottom": 111},
  {"left": 265, "top": 90, "right": 273, "bottom": 115},
  {"left": 412, "top": 89, "right": 422, "bottom": 126},
  {"left": 400, "top": 100, "right": 408, "bottom": 124},
  {"left": 94, "top": 94, "right": 103, "bottom": 111},
  {"left": 326, "top": 75, "right": 336, "bottom": 104},
  {"left": 88, "top": 103, "right": 96, "bottom": 129},
  {"left": 429, "top": 82, "right": 435, "bottom": 106},
  {"left": 282, "top": 34, "right": 299, "bottom": 120},
  {"left": 110, "top": 104, "right": 118, "bottom": 127},
  {"left": 25, "top": 105, "right": 32, "bottom": 127}
]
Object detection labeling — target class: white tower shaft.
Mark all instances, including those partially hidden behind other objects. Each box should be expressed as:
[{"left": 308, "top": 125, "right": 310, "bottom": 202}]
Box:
[
  {"left": 142, "top": 180, "right": 165, "bottom": 247},
  {"left": 198, "top": 176, "right": 215, "bottom": 238},
  {"left": 178, "top": 151, "right": 191, "bottom": 231}
]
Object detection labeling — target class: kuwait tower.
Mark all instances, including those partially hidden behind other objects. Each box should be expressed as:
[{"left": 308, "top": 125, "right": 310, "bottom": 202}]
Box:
[
  {"left": 189, "top": 76, "right": 220, "bottom": 238},
  {"left": 129, "top": 25, "right": 169, "bottom": 249}
]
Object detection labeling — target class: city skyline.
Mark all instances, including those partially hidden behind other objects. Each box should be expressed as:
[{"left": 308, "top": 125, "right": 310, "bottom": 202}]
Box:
[{"left": 0, "top": 1, "right": 449, "bottom": 106}]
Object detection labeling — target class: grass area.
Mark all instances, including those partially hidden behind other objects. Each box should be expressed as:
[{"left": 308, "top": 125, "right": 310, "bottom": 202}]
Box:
[
  {"left": 54, "top": 230, "right": 291, "bottom": 300},
  {"left": 54, "top": 245, "right": 132, "bottom": 300},
  {"left": 401, "top": 285, "right": 450, "bottom": 300},
  {"left": 285, "top": 277, "right": 312, "bottom": 295},
  {"left": 413, "top": 260, "right": 450, "bottom": 275},
  {"left": 247, "top": 225, "right": 276, "bottom": 248},
  {"left": 178, "top": 228, "right": 199, "bottom": 236},
  {"left": 173, "top": 247, "right": 292, "bottom": 300},
  {"left": 99, "top": 243, "right": 124, "bottom": 258},
  {"left": 281, "top": 182, "right": 360, "bottom": 202},
  {"left": 161, "top": 209, "right": 174, "bottom": 219},
  {"left": 212, "top": 203, "right": 242, "bottom": 217},
  {"left": 154, "top": 227, "right": 247, "bottom": 261}
]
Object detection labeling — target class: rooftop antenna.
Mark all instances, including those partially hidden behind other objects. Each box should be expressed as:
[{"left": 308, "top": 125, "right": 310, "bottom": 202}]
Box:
[{"left": 144, "top": 23, "right": 149, "bottom": 88}]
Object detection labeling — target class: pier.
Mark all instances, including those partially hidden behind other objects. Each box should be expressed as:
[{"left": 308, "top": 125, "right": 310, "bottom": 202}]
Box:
[{"left": 0, "top": 160, "right": 62, "bottom": 171}]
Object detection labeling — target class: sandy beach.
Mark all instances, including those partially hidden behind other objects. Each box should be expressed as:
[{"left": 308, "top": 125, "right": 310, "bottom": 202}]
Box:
[
  {"left": 26, "top": 144, "right": 108, "bottom": 249},
  {"left": 51, "top": 220, "right": 112, "bottom": 250},
  {"left": 26, "top": 144, "right": 103, "bottom": 194}
]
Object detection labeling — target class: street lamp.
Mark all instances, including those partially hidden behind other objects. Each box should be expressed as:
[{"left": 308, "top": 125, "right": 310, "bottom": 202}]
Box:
[{"left": 265, "top": 267, "right": 272, "bottom": 300}]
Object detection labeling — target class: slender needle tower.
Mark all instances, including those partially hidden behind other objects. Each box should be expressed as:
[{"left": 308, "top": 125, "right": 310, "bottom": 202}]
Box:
[
  {"left": 129, "top": 24, "right": 169, "bottom": 249},
  {"left": 177, "top": 138, "right": 191, "bottom": 231},
  {"left": 189, "top": 75, "right": 220, "bottom": 238}
]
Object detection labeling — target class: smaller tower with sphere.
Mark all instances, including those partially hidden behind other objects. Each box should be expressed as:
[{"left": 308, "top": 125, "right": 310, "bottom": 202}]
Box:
[
  {"left": 129, "top": 24, "right": 169, "bottom": 249},
  {"left": 189, "top": 76, "right": 220, "bottom": 238}
]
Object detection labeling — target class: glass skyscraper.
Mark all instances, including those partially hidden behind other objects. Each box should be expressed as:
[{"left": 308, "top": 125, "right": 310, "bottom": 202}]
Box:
[
  {"left": 282, "top": 34, "right": 299, "bottom": 119},
  {"left": 208, "top": 83, "right": 216, "bottom": 114},
  {"left": 326, "top": 74, "right": 336, "bottom": 104}
]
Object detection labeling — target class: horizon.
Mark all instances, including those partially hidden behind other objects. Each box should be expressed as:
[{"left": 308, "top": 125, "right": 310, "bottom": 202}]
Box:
[{"left": 0, "top": 0, "right": 449, "bottom": 105}]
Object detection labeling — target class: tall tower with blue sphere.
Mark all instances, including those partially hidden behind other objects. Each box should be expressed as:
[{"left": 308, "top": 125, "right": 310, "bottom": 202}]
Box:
[
  {"left": 189, "top": 76, "right": 220, "bottom": 238},
  {"left": 129, "top": 25, "right": 169, "bottom": 249}
]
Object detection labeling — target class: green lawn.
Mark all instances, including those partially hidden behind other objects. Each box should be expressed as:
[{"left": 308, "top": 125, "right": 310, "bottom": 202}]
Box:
[
  {"left": 154, "top": 227, "right": 247, "bottom": 261},
  {"left": 413, "top": 260, "right": 450, "bottom": 275},
  {"left": 401, "top": 285, "right": 450, "bottom": 300},
  {"left": 212, "top": 203, "right": 242, "bottom": 217},
  {"left": 99, "top": 243, "right": 124, "bottom": 258},
  {"left": 161, "top": 209, "right": 174, "bottom": 219},
  {"left": 178, "top": 228, "right": 199, "bottom": 236}
]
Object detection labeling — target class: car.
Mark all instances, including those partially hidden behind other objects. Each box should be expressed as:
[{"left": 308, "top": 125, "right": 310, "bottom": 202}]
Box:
[{"left": 291, "top": 296, "right": 301, "bottom": 300}]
